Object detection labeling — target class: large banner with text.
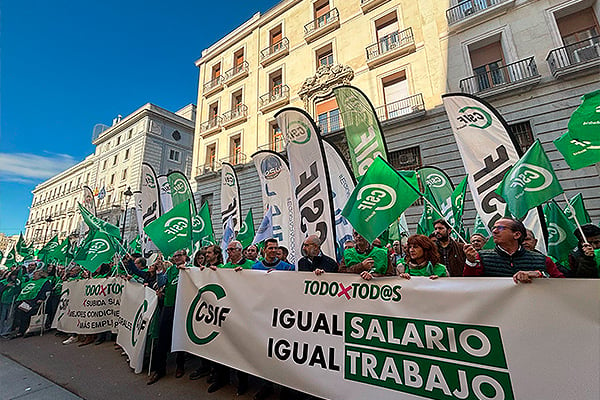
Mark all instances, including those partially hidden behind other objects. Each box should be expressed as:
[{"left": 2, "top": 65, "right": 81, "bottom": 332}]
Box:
[
  {"left": 172, "top": 270, "right": 599, "bottom": 400},
  {"left": 53, "top": 278, "right": 124, "bottom": 334}
]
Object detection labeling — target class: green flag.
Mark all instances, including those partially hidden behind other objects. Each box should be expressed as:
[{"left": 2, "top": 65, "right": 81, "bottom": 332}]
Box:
[
  {"left": 167, "top": 171, "right": 197, "bottom": 214},
  {"left": 144, "top": 200, "right": 192, "bottom": 257},
  {"left": 567, "top": 90, "right": 600, "bottom": 141},
  {"left": 342, "top": 156, "right": 420, "bottom": 242},
  {"left": 192, "top": 202, "right": 216, "bottom": 248},
  {"left": 128, "top": 235, "right": 142, "bottom": 254},
  {"left": 74, "top": 230, "right": 118, "bottom": 272},
  {"left": 496, "top": 140, "right": 563, "bottom": 219},
  {"left": 563, "top": 193, "right": 592, "bottom": 225},
  {"left": 451, "top": 176, "right": 468, "bottom": 229},
  {"left": 17, "top": 278, "right": 51, "bottom": 301},
  {"left": 416, "top": 185, "right": 443, "bottom": 236},
  {"left": 4, "top": 247, "right": 16, "bottom": 268},
  {"left": 78, "top": 202, "right": 122, "bottom": 239},
  {"left": 48, "top": 237, "right": 71, "bottom": 265},
  {"left": 236, "top": 209, "right": 255, "bottom": 248},
  {"left": 553, "top": 131, "right": 600, "bottom": 170},
  {"left": 543, "top": 202, "right": 579, "bottom": 266},
  {"left": 15, "top": 233, "right": 33, "bottom": 259},
  {"left": 38, "top": 235, "right": 60, "bottom": 264}
]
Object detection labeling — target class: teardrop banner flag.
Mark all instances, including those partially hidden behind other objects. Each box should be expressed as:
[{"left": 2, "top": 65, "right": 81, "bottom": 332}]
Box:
[
  {"left": 220, "top": 162, "right": 241, "bottom": 233},
  {"left": 167, "top": 171, "right": 197, "bottom": 214}
]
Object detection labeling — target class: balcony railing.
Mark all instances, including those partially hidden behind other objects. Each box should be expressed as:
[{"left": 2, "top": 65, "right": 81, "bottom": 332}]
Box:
[
  {"left": 318, "top": 113, "right": 344, "bottom": 135},
  {"left": 459, "top": 57, "right": 539, "bottom": 95},
  {"left": 196, "top": 162, "right": 217, "bottom": 177},
  {"left": 219, "top": 152, "right": 247, "bottom": 166},
  {"left": 223, "top": 61, "right": 249, "bottom": 84},
  {"left": 203, "top": 76, "right": 224, "bottom": 96},
  {"left": 199, "top": 116, "right": 222, "bottom": 135},
  {"left": 547, "top": 36, "right": 600, "bottom": 77},
  {"left": 259, "top": 84, "right": 290, "bottom": 112},
  {"left": 260, "top": 38, "right": 290, "bottom": 66},
  {"left": 375, "top": 93, "right": 425, "bottom": 122},
  {"left": 446, "top": 0, "right": 510, "bottom": 25},
  {"left": 221, "top": 104, "right": 248, "bottom": 128},
  {"left": 257, "top": 140, "right": 285, "bottom": 153},
  {"left": 304, "top": 8, "right": 340, "bottom": 42},
  {"left": 366, "top": 27, "right": 415, "bottom": 64}
]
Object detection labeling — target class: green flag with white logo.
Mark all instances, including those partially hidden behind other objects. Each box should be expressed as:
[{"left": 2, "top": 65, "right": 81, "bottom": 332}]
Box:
[
  {"left": 128, "top": 235, "right": 142, "bottom": 254},
  {"left": 543, "top": 201, "right": 578, "bottom": 266},
  {"left": 74, "top": 230, "right": 118, "bottom": 272},
  {"left": 567, "top": 90, "right": 600, "bottom": 142},
  {"left": 236, "top": 209, "right": 255, "bottom": 248},
  {"left": 47, "top": 237, "right": 71, "bottom": 265},
  {"left": 192, "top": 201, "right": 216, "bottom": 249},
  {"left": 3, "top": 247, "right": 16, "bottom": 268},
  {"left": 17, "top": 278, "right": 50, "bottom": 301},
  {"left": 342, "top": 156, "right": 421, "bottom": 242},
  {"left": 496, "top": 140, "right": 563, "bottom": 219},
  {"left": 416, "top": 185, "right": 443, "bottom": 236},
  {"left": 144, "top": 200, "right": 192, "bottom": 257},
  {"left": 451, "top": 176, "right": 468, "bottom": 229},
  {"left": 554, "top": 131, "right": 600, "bottom": 171},
  {"left": 563, "top": 193, "right": 592, "bottom": 226},
  {"left": 78, "top": 202, "right": 122, "bottom": 239},
  {"left": 167, "top": 171, "right": 197, "bottom": 214},
  {"left": 38, "top": 235, "right": 60, "bottom": 264},
  {"left": 16, "top": 233, "right": 34, "bottom": 259}
]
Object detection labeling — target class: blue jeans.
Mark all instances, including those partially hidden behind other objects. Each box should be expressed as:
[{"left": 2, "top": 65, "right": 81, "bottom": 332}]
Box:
[{"left": 0, "top": 303, "right": 15, "bottom": 335}]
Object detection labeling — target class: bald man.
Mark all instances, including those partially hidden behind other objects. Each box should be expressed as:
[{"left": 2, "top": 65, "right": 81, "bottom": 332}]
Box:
[{"left": 298, "top": 234, "right": 338, "bottom": 275}]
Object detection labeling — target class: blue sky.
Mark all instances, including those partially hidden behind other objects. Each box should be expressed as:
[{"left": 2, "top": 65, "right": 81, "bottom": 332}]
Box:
[{"left": 0, "top": 0, "right": 278, "bottom": 235}]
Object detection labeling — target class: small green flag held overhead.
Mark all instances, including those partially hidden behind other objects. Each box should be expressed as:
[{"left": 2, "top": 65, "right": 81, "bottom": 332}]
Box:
[
  {"left": 4, "top": 247, "right": 16, "bottom": 268},
  {"left": 48, "top": 237, "right": 71, "bottom": 265},
  {"left": 74, "top": 231, "right": 118, "bottom": 272},
  {"left": 451, "top": 176, "right": 468, "bottom": 229},
  {"left": 342, "top": 156, "right": 420, "bottom": 243},
  {"left": 128, "top": 235, "right": 142, "bottom": 254},
  {"left": 236, "top": 209, "right": 255, "bottom": 248},
  {"left": 416, "top": 185, "right": 443, "bottom": 237},
  {"left": 496, "top": 140, "right": 563, "bottom": 219},
  {"left": 16, "top": 233, "right": 34, "bottom": 259},
  {"left": 78, "top": 202, "right": 122, "bottom": 239},
  {"left": 144, "top": 200, "right": 192, "bottom": 257},
  {"left": 38, "top": 235, "right": 60, "bottom": 264},
  {"left": 192, "top": 202, "right": 216, "bottom": 248},
  {"left": 563, "top": 193, "right": 592, "bottom": 225},
  {"left": 567, "top": 90, "right": 600, "bottom": 142},
  {"left": 543, "top": 201, "right": 579, "bottom": 266},
  {"left": 553, "top": 131, "right": 600, "bottom": 170}
]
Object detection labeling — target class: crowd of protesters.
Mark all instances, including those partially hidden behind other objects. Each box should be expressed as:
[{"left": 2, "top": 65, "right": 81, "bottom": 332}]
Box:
[{"left": 1, "top": 217, "right": 599, "bottom": 399}]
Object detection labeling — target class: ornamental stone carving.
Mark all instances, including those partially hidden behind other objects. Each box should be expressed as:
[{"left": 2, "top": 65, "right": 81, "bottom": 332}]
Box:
[{"left": 298, "top": 64, "right": 354, "bottom": 112}]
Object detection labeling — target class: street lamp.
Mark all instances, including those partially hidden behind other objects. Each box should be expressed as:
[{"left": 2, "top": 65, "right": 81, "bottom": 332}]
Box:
[
  {"left": 121, "top": 186, "right": 133, "bottom": 242},
  {"left": 44, "top": 216, "right": 54, "bottom": 242}
]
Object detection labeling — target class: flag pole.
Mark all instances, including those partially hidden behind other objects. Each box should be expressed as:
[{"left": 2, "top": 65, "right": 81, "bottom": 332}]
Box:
[
  {"left": 563, "top": 193, "right": 588, "bottom": 244},
  {"left": 420, "top": 196, "right": 469, "bottom": 244}
]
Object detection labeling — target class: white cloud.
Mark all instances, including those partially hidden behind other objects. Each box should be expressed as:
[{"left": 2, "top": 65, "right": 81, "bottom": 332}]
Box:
[{"left": 0, "top": 152, "right": 78, "bottom": 182}]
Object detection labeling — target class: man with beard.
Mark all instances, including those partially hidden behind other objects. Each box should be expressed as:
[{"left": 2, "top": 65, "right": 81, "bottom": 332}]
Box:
[
  {"left": 433, "top": 219, "right": 465, "bottom": 277},
  {"left": 298, "top": 234, "right": 338, "bottom": 275}
]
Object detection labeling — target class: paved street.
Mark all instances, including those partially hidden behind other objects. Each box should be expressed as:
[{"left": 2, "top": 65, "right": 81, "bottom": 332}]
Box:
[{"left": 0, "top": 333, "right": 262, "bottom": 400}]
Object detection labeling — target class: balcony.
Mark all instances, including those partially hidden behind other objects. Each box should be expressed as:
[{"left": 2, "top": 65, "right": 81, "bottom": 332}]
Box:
[
  {"left": 222, "top": 61, "right": 249, "bottom": 85},
  {"left": 317, "top": 113, "right": 344, "bottom": 135},
  {"left": 221, "top": 104, "right": 248, "bottom": 129},
  {"left": 199, "top": 116, "right": 222, "bottom": 137},
  {"left": 446, "top": 0, "right": 514, "bottom": 31},
  {"left": 547, "top": 36, "right": 600, "bottom": 79},
  {"left": 196, "top": 162, "right": 217, "bottom": 178},
  {"left": 361, "top": 0, "right": 390, "bottom": 14},
  {"left": 260, "top": 38, "right": 290, "bottom": 67},
  {"left": 203, "top": 76, "right": 224, "bottom": 97},
  {"left": 375, "top": 93, "right": 425, "bottom": 123},
  {"left": 259, "top": 85, "right": 290, "bottom": 113},
  {"left": 304, "top": 8, "right": 340, "bottom": 43},
  {"left": 219, "top": 152, "right": 247, "bottom": 167},
  {"left": 366, "top": 27, "right": 415, "bottom": 69},
  {"left": 459, "top": 57, "right": 541, "bottom": 97}
]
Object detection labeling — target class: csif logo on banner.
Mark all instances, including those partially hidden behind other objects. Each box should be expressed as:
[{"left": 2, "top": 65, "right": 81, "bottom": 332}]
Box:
[
  {"left": 224, "top": 172, "right": 235, "bottom": 187},
  {"left": 160, "top": 181, "right": 171, "bottom": 194},
  {"left": 456, "top": 106, "right": 492, "bottom": 130},
  {"left": 547, "top": 222, "right": 567, "bottom": 246},
  {"left": 286, "top": 121, "right": 311, "bottom": 145},
  {"left": 131, "top": 300, "right": 148, "bottom": 347},
  {"left": 164, "top": 217, "right": 188, "bottom": 242},
  {"left": 508, "top": 163, "right": 554, "bottom": 195},
  {"left": 171, "top": 178, "right": 187, "bottom": 194},
  {"left": 425, "top": 173, "right": 446, "bottom": 188},
  {"left": 57, "top": 288, "right": 70, "bottom": 322},
  {"left": 144, "top": 173, "right": 156, "bottom": 189},
  {"left": 186, "top": 284, "right": 231, "bottom": 345}
]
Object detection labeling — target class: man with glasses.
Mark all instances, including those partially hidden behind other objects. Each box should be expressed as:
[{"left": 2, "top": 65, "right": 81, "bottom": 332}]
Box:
[
  {"left": 298, "top": 234, "right": 338, "bottom": 275},
  {"left": 223, "top": 240, "right": 254, "bottom": 270},
  {"left": 463, "top": 218, "right": 548, "bottom": 283}
]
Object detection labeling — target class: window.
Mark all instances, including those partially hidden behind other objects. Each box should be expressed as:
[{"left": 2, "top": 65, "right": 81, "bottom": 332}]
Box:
[
  {"left": 230, "top": 135, "right": 242, "bottom": 164},
  {"left": 169, "top": 149, "right": 181, "bottom": 162},
  {"left": 315, "top": 97, "right": 340, "bottom": 134},
  {"left": 389, "top": 146, "right": 422, "bottom": 170},
  {"left": 122, "top": 169, "right": 128, "bottom": 180},
  {"left": 314, "top": 0, "right": 331, "bottom": 27},
  {"left": 232, "top": 90, "right": 243, "bottom": 111},
  {"left": 107, "top": 194, "right": 112, "bottom": 204},
  {"left": 270, "top": 123, "right": 284, "bottom": 152},
  {"left": 269, "top": 70, "right": 283, "bottom": 97},
  {"left": 124, "top": 148, "right": 130, "bottom": 160},
  {"left": 316, "top": 44, "right": 334, "bottom": 68},
  {"left": 382, "top": 71, "right": 410, "bottom": 118},
  {"left": 206, "top": 144, "right": 217, "bottom": 170},
  {"left": 110, "top": 174, "right": 115, "bottom": 185},
  {"left": 557, "top": 7, "right": 599, "bottom": 45},
  {"left": 270, "top": 25, "right": 283, "bottom": 49},
  {"left": 469, "top": 38, "right": 506, "bottom": 91},
  {"left": 128, "top": 129, "right": 133, "bottom": 139},
  {"left": 116, "top": 136, "right": 121, "bottom": 146},
  {"left": 509, "top": 121, "right": 535, "bottom": 154},
  {"left": 113, "top": 154, "right": 118, "bottom": 165},
  {"left": 209, "top": 102, "right": 219, "bottom": 119},
  {"left": 375, "top": 13, "right": 400, "bottom": 53},
  {"left": 102, "top": 160, "right": 108, "bottom": 170},
  {"left": 211, "top": 63, "right": 221, "bottom": 80},
  {"left": 234, "top": 49, "right": 245, "bottom": 73}
]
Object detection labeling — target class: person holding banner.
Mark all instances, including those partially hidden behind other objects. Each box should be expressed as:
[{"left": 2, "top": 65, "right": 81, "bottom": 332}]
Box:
[
  {"left": 522, "top": 230, "right": 564, "bottom": 278},
  {"left": 463, "top": 218, "right": 548, "bottom": 283},
  {"left": 222, "top": 241, "right": 254, "bottom": 270},
  {"left": 298, "top": 234, "right": 338, "bottom": 275},
  {"left": 340, "top": 231, "right": 389, "bottom": 275},
  {"left": 433, "top": 219, "right": 465, "bottom": 277},
  {"left": 0, "top": 269, "right": 21, "bottom": 338},
  {"left": 569, "top": 224, "right": 600, "bottom": 278},
  {"left": 252, "top": 239, "right": 293, "bottom": 271},
  {"left": 204, "top": 245, "right": 224, "bottom": 270}
]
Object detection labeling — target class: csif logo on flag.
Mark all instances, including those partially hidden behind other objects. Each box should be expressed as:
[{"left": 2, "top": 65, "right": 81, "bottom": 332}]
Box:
[
  {"left": 20, "top": 282, "right": 36, "bottom": 296},
  {"left": 238, "top": 221, "right": 248, "bottom": 235},
  {"left": 164, "top": 217, "right": 188, "bottom": 242},
  {"left": 508, "top": 163, "right": 554, "bottom": 194},
  {"left": 160, "top": 181, "right": 171, "bottom": 194},
  {"left": 425, "top": 173, "right": 446, "bottom": 188},
  {"left": 356, "top": 184, "right": 397, "bottom": 220},
  {"left": 192, "top": 214, "right": 205, "bottom": 234},
  {"left": 47, "top": 242, "right": 59, "bottom": 251},
  {"left": 286, "top": 121, "right": 311, "bottom": 145},
  {"left": 456, "top": 106, "right": 492, "bottom": 129},
  {"left": 547, "top": 222, "right": 567, "bottom": 246},
  {"left": 224, "top": 173, "right": 235, "bottom": 187},
  {"left": 186, "top": 284, "right": 231, "bottom": 345},
  {"left": 89, "top": 239, "right": 110, "bottom": 255},
  {"left": 172, "top": 178, "right": 187, "bottom": 194},
  {"left": 131, "top": 300, "right": 148, "bottom": 347},
  {"left": 144, "top": 173, "right": 156, "bottom": 188}
]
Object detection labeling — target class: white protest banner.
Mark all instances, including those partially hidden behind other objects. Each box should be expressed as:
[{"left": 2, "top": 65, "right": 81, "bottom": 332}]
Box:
[
  {"left": 172, "top": 270, "right": 599, "bottom": 400},
  {"left": 116, "top": 281, "right": 158, "bottom": 374},
  {"left": 53, "top": 277, "right": 124, "bottom": 334},
  {"left": 220, "top": 162, "right": 242, "bottom": 232}
]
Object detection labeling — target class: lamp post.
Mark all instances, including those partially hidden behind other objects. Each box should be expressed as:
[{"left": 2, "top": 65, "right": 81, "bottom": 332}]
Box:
[
  {"left": 44, "top": 216, "right": 54, "bottom": 243},
  {"left": 121, "top": 186, "right": 133, "bottom": 242}
]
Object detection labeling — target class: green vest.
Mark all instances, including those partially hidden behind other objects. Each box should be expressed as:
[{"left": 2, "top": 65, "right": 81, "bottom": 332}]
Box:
[
  {"left": 344, "top": 246, "right": 388, "bottom": 274},
  {"left": 401, "top": 262, "right": 448, "bottom": 277}
]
